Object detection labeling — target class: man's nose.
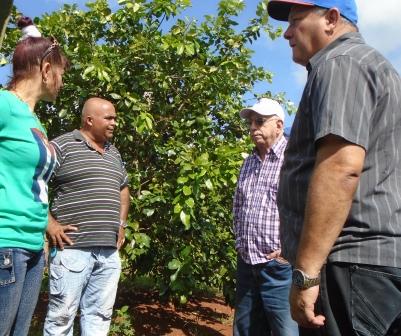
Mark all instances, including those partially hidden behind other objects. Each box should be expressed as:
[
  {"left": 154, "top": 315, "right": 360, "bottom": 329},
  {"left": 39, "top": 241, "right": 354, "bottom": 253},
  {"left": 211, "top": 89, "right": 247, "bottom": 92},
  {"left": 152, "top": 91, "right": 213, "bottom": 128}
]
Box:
[
  {"left": 249, "top": 121, "right": 258, "bottom": 131},
  {"left": 284, "top": 26, "right": 291, "bottom": 40}
]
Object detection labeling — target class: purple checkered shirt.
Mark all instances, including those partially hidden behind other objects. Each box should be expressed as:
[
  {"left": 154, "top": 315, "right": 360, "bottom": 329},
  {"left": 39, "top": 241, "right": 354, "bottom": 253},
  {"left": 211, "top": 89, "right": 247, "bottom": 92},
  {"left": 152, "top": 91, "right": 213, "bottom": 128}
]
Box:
[{"left": 233, "top": 135, "right": 287, "bottom": 265}]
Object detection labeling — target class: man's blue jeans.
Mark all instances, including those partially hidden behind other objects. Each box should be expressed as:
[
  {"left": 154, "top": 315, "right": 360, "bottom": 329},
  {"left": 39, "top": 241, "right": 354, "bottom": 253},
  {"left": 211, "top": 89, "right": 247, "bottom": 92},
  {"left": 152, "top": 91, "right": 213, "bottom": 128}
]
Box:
[
  {"left": 0, "top": 248, "right": 45, "bottom": 336},
  {"left": 43, "top": 248, "right": 121, "bottom": 336},
  {"left": 234, "top": 257, "right": 298, "bottom": 336}
]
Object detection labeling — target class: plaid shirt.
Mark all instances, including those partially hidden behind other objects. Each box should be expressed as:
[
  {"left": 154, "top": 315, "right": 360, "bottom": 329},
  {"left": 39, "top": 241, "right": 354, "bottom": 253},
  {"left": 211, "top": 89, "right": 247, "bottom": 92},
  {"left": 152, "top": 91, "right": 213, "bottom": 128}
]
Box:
[{"left": 233, "top": 135, "right": 287, "bottom": 265}]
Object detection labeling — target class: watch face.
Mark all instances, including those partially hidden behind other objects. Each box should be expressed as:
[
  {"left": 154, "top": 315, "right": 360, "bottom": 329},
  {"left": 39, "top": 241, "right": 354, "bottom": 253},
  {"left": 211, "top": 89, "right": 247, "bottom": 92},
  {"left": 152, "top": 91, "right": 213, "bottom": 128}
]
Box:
[{"left": 292, "top": 269, "right": 304, "bottom": 287}]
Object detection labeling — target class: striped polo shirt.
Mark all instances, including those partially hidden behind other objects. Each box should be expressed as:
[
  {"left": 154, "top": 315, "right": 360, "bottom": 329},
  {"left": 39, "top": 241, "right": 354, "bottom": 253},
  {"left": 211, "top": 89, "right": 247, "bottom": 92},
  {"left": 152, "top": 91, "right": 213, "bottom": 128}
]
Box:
[
  {"left": 278, "top": 32, "right": 401, "bottom": 267},
  {"left": 50, "top": 130, "right": 129, "bottom": 248}
]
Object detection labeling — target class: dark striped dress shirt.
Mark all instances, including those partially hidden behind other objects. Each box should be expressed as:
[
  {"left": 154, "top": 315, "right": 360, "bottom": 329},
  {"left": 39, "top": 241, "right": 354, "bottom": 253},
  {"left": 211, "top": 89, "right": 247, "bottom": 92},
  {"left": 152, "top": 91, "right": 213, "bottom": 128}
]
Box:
[
  {"left": 50, "top": 130, "right": 129, "bottom": 248},
  {"left": 234, "top": 135, "right": 287, "bottom": 265},
  {"left": 278, "top": 32, "right": 401, "bottom": 267}
]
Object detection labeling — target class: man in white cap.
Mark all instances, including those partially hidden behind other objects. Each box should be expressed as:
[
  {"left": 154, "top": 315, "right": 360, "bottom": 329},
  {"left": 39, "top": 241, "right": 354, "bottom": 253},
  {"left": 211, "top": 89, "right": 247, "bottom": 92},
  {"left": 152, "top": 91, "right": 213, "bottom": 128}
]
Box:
[
  {"left": 233, "top": 98, "right": 298, "bottom": 335},
  {"left": 267, "top": 0, "right": 401, "bottom": 335}
]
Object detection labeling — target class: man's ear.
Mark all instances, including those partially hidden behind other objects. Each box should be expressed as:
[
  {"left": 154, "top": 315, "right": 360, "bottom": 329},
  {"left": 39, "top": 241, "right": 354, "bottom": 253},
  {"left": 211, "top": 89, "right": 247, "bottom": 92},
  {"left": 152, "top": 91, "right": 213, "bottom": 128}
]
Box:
[
  {"left": 86, "top": 116, "right": 93, "bottom": 127},
  {"left": 325, "top": 8, "right": 341, "bottom": 32},
  {"left": 276, "top": 119, "right": 284, "bottom": 134}
]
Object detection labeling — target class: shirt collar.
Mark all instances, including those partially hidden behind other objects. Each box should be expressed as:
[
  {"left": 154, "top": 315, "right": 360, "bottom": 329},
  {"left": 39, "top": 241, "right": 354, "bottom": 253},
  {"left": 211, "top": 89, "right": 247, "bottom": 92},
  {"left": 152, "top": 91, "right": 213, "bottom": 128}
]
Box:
[
  {"left": 307, "top": 32, "right": 365, "bottom": 73},
  {"left": 253, "top": 135, "right": 287, "bottom": 161},
  {"left": 73, "top": 129, "right": 86, "bottom": 142},
  {"left": 73, "top": 129, "right": 111, "bottom": 150}
]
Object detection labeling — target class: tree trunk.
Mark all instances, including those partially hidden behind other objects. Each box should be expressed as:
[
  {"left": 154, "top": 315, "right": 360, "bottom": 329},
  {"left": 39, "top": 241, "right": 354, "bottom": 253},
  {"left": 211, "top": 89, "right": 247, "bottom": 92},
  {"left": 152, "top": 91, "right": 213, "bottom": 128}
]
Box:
[{"left": 0, "top": 0, "right": 13, "bottom": 49}]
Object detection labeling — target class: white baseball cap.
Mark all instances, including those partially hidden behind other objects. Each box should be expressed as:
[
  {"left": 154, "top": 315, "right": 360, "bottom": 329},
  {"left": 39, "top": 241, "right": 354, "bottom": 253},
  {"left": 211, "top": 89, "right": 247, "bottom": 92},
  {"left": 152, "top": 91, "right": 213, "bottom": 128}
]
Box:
[{"left": 239, "top": 98, "right": 285, "bottom": 122}]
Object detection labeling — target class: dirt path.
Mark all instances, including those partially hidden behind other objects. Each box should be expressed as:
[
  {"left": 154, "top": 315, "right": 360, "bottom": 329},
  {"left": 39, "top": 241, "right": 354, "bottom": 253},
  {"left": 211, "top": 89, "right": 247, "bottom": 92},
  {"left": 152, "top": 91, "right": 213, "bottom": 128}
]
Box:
[
  {"left": 120, "top": 291, "right": 233, "bottom": 335},
  {"left": 33, "top": 291, "right": 234, "bottom": 336}
]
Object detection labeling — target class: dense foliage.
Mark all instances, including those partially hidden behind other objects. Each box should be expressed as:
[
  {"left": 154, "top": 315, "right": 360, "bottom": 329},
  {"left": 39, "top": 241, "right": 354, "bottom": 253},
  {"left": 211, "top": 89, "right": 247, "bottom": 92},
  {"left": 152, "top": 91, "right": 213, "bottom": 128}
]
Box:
[{"left": 2, "top": 0, "right": 287, "bottom": 305}]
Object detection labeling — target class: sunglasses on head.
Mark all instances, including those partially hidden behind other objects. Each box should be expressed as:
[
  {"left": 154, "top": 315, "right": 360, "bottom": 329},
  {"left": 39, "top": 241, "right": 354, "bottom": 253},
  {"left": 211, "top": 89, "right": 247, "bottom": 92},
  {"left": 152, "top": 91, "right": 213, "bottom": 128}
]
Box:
[{"left": 39, "top": 36, "right": 60, "bottom": 70}]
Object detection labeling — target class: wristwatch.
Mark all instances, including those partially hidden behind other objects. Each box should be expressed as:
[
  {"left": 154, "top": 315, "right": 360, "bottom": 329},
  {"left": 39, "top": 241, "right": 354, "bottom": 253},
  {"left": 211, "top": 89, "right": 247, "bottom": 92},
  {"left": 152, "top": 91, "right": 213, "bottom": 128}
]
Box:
[
  {"left": 119, "top": 220, "right": 128, "bottom": 228},
  {"left": 292, "top": 269, "right": 320, "bottom": 289}
]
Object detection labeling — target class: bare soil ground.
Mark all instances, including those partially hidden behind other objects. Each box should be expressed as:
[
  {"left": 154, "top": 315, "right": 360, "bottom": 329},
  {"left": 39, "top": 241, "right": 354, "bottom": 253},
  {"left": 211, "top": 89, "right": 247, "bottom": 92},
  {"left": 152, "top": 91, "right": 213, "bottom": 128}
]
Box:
[
  {"left": 130, "top": 291, "right": 233, "bottom": 335},
  {"left": 32, "top": 291, "right": 234, "bottom": 336}
]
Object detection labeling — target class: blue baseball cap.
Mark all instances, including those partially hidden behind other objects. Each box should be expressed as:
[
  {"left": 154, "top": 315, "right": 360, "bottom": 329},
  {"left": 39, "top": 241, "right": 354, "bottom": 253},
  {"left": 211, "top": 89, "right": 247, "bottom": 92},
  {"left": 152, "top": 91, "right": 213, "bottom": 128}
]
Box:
[{"left": 267, "top": 0, "right": 358, "bottom": 25}]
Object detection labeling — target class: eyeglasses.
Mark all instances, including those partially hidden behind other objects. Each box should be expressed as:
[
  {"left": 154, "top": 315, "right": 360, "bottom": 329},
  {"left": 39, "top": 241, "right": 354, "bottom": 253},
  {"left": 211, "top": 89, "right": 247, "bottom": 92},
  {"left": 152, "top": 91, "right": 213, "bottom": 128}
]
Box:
[
  {"left": 39, "top": 36, "right": 60, "bottom": 70},
  {"left": 247, "top": 117, "right": 277, "bottom": 127}
]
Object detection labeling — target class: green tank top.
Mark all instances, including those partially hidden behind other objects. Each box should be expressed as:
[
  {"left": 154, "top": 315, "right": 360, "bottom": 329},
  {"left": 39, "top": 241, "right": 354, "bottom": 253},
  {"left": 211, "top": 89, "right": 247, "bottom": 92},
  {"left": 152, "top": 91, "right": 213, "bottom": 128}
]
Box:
[{"left": 0, "top": 90, "right": 56, "bottom": 251}]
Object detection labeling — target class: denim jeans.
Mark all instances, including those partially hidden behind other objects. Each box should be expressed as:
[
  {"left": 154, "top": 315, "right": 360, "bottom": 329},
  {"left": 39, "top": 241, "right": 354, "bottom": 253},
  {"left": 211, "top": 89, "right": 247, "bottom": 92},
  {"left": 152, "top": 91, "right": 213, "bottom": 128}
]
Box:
[
  {"left": 43, "top": 248, "right": 121, "bottom": 336},
  {"left": 0, "top": 248, "right": 45, "bottom": 336},
  {"left": 233, "top": 257, "right": 298, "bottom": 336},
  {"left": 299, "top": 262, "right": 401, "bottom": 336}
]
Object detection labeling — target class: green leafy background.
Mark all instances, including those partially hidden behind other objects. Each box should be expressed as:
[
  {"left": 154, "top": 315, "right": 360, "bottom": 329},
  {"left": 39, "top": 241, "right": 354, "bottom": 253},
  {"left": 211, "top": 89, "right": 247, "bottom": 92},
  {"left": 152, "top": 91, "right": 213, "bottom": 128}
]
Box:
[{"left": 2, "top": 0, "right": 292, "bottom": 306}]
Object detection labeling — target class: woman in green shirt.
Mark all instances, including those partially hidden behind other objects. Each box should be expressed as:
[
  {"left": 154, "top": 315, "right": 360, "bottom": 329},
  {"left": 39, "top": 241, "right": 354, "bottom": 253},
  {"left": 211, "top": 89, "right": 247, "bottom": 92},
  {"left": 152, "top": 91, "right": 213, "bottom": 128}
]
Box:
[{"left": 0, "top": 17, "right": 69, "bottom": 336}]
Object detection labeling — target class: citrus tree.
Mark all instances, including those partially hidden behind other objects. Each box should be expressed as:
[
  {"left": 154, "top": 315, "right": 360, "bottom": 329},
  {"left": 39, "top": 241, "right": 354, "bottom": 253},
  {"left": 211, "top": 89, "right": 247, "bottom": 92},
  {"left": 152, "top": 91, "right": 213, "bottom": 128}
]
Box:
[{"left": 2, "top": 0, "right": 283, "bottom": 305}]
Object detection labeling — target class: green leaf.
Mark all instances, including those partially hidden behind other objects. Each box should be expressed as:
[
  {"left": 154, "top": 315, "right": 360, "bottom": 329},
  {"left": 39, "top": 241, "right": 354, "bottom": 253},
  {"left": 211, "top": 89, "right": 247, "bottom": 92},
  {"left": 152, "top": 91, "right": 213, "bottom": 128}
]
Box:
[
  {"left": 173, "top": 203, "right": 182, "bottom": 214},
  {"left": 82, "top": 65, "right": 95, "bottom": 77},
  {"left": 185, "top": 44, "right": 195, "bottom": 56},
  {"left": 143, "top": 208, "right": 155, "bottom": 217},
  {"left": 110, "top": 93, "right": 122, "bottom": 100},
  {"left": 180, "top": 210, "right": 190, "bottom": 229},
  {"left": 58, "top": 109, "right": 67, "bottom": 118},
  {"left": 205, "top": 179, "right": 213, "bottom": 190},
  {"left": 183, "top": 185, "right": 192, "bottom": 196},
  {"left": 177, "top": 44, "right": 184, "bottom": 55},
  {"left": 185, "top": 197, "right": 194, "bottom": 208},
  {"left": 102, "top": 70, "right": 111, "bottom": 82},
  {"left": 170, "top": 270, "right": 178, "bottom": 282},
  {"left": 177, "top": 176, "right": 188, "bottom": 184},
  {"left": 180, "top": 246, "right": 191, "bottom": 258},
  {"left": 168, "top": 259, "right": 182, "bottom": 270},
  {"left": 195, "top": 153, "right": 209, "bottom": 165},
  {"left": 132, "top": 3, "right": 141, "bottom": 12},
  {"left": 179, "top": 295, "right": 187, "bottom": 304}
]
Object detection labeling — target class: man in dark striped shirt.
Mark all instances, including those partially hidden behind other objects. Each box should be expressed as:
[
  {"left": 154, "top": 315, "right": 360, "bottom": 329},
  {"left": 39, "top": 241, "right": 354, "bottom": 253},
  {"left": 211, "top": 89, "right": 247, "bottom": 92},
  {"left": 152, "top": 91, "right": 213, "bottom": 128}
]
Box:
[
  {"left": 268, "top": 1, "right": 401, "bottom": 335},
  {"left": 233, "top": 98, "right": 298, "bottom": 335},
  {"left": 44, "top": 98, "right": 130, "bottom": 336}
]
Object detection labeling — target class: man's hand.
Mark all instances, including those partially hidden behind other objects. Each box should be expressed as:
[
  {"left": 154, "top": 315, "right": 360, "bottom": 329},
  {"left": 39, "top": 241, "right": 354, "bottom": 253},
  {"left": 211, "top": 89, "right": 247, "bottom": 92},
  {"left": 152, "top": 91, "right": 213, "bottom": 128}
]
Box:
[
  {"left": 266, "top": 249, "right": 281, "bottom": 260},
  {"left": 117, "top": 226, "right": 125, "bottom": 250},
  {"left": 266, "top": 249, "right": 289, "bottom": 264},
  {"left": 46, "top": 216, "right": 78, "bottom": 250},
  {"left": 290, "top": 285, "right": 325, "bottom": 328}
]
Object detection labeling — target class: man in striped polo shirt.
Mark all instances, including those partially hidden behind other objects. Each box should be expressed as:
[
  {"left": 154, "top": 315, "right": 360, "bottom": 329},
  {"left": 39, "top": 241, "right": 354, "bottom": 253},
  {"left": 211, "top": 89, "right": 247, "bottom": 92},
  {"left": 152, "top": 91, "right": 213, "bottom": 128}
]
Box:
[
  {"left": 233, "top": 98, "right": 298, "bottom": 335},
  {"left": 268, "top": 0, "right": 401, "bottom": 335},
  {"left": 44, "top": 97, "right": 130, "bottom": 336}
]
